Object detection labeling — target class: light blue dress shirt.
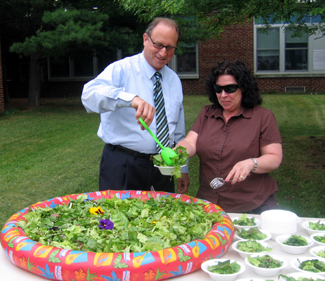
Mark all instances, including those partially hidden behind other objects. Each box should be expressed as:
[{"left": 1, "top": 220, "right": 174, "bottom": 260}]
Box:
[{"left": 81, "top": 52, "right": 187, "bottom": 172}]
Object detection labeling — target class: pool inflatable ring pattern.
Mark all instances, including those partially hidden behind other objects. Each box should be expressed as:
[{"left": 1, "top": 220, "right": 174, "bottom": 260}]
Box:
[{"left": 1, "top": 190, "right": 234, "bottom": 281}]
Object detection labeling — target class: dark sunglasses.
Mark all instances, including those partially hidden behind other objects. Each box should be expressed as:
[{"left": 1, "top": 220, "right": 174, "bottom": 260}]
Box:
[{"left": 213, "top": 84, "right": 239, "bottom": 94}]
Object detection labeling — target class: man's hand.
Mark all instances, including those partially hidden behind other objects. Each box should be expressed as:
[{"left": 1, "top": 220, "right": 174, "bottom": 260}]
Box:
[
  {"left": 131, "top": 96, "right": 155, "bottom": 129},
  {"left": 177, "top": 173, "right": 190, "bottom": 194}
]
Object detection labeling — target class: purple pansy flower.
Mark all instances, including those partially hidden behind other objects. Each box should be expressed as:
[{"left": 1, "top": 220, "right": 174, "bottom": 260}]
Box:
[{"left": 99, "top": 219, "right": 114, "bottom": 230}]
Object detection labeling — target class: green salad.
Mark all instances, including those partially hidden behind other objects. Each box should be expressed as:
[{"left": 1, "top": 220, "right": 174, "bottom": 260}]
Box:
[
  {"left": 237, "top": 227, "right": 268, "bottom": 240},
  {"left": 248, "top": 254, "right": 283, "bottom": 268},
  {"left": 283, "top": 234, "right": 308, "bottom": 246},
  {"left": 309, "top": 221, "right": 325, "bottom": 231},
  {"left": 207, "top": 260, "right": 241, "bottom": 274},
  {"left": 233, "top": 213, "right": 256, "bottom": 226},
  {"left": 298, "top": 259, "right": 325, "bottom": 273},
  {"left": 314, "top": 235, "right": 325, "bottom": 244},
  {"left": 18, "top": 194, "right": 223, "bottom": 253},
  {"left": 153, "top": 146, "right": 189, "bottom": 178},
  {"left": 314, "top": 249, "right": 325, "bottom": 258},
  {"left": 237, "top": 240, "right": 272, "bottom": 253},
  {"left": 279, "top": 274, "right": 325, "bottom": 281}
]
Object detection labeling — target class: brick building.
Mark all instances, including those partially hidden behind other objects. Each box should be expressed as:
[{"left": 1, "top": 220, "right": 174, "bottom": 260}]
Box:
[{"left": 2, "top": 19, "right": 325, "bottom": 103}]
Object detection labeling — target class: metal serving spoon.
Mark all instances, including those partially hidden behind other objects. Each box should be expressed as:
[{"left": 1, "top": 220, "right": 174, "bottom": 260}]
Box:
[
  {"left": 210, "top": 177, "right": 226, "bottom": 189},
  {"left": 138, "top": 117, "right": 177, "bottom": 166}
]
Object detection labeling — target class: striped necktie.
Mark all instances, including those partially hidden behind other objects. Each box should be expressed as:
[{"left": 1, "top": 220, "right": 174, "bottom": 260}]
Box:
[{"left": 153, "top": 72, "right": 170, "bottom": 152}]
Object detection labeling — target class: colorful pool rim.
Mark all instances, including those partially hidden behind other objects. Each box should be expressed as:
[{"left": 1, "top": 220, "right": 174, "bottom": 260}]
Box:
[{"left": 1, "top": 190, "right": 235, "bottom": 281}]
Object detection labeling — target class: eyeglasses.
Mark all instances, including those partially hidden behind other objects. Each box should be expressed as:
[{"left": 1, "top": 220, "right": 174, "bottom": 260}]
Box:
[
  {"left": 213, "top": 84, "right": 239, "bottom": 94},
  {"left": 146, "top": 33, "right": 177, "bottom": 52}
]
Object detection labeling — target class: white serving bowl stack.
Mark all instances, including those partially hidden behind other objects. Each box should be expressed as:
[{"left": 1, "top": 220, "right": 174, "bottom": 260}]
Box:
[
  {"left": 201, "top": 258, "right": 246, "bottom": 281},
  {"left": 275, "top": 234, "right": 314, "bottom": 255},
  {"left": 260, "top": 210, "right": 300, "bottom": 240}
]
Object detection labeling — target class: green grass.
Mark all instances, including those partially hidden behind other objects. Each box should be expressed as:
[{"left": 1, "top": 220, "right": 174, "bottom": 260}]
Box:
[{"left": 1, "top": 95, "right": 325, "bottom": 229}]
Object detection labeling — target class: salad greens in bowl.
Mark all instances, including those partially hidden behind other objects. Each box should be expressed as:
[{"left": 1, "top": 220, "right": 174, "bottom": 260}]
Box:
[
  {"left": 276, "top": 234, "right": 314, "bottom": 255},
  {"left": 310, "top": 246, "right": 325, "bottom": 259},
  {"left": 244, "top": 253, "right": 288, "bottom": 276},
  {"left": 232, "top": 239, "right": 272, "bottom": 259},
  {"left": 278, "top": 272, "right": 325, "bottom": 281},
  {"left": 311, "top": 233, "right": 325, "bottom": 245},
  {"left": 153, "top": 146, "right": 188, "bottom": 178},
  {"left": 232, "top": 214, "right": 261, "bottom": 229},
  {"left": 291, "top": 256, "right": 325, "bottom": 276},
  {"left": 235, "top": 227, "right": 272, "bottom": 242},
  {"left": 302, "top": 220, "right": 325, "bottom": 235},
  {"left": 201, "top": 259, "right": 246, "bottom": 281}
]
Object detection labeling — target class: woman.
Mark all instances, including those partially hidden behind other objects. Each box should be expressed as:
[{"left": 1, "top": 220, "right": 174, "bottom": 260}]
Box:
[{"left": 177, "top": 60, "right": 282, "bottom": 213}]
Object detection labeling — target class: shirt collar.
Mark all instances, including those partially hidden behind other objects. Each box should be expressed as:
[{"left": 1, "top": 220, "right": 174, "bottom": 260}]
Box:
[
  {"left": 140, "top": 51, "right": 166, "bottom": 81},
  {"left": 206, "top": 105, "right": 253, "bottom": 119}
]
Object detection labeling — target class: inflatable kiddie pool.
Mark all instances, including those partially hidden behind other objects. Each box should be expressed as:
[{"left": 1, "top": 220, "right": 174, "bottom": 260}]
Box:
[{"left": 1, "top": 190, "right": 234, "bottom": 281}]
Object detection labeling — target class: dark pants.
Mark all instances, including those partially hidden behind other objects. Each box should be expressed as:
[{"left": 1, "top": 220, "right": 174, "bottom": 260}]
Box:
[
  {"left": 247, "top": 193, "right": 277, "bottom": 214},
  {"left": 99, "top": 144, "right": 175, "bottom": 192}
]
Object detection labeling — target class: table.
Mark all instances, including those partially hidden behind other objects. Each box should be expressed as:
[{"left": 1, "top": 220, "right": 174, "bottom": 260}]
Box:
[{"left": 0, "top": 213, "right": 320, "bottom": 281}]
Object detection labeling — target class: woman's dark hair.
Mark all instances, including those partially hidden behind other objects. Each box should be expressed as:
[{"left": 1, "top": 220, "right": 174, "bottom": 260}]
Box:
[{"left": 206, "top": 60, "right": 262, "bottom": 108}]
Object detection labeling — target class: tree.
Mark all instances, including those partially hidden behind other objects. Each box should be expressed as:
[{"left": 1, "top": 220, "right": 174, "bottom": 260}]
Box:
[
  {"left": 0, "top": 0, "right": 145, "bottom": 106},
  {"left": 118, "top": 0, "right": 325, "bottom": 41}
]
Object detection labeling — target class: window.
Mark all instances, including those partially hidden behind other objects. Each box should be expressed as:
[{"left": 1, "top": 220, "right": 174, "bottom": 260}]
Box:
[
  {"left": 285, "top": 28, "right": 308, "bottom": 71},
  {"left": 169, "top": 43, "right": 199, "bottom": 79},
  {"left": 48, "top": 54, "right": 117, "bottom": 81},
  {"left": 254, "top": 17, "right": 325, "bottom": 76},
  {"left": 257, "top": 28, "right": 280, "bottom": 71},
  {"left": 48, "top": 43, "right": 199, "bottom": 80}
]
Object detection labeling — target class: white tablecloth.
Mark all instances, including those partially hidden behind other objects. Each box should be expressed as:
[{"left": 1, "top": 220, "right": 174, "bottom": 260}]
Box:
[{"left": 0, "top": 213, "right": 320, "bottom": 281}]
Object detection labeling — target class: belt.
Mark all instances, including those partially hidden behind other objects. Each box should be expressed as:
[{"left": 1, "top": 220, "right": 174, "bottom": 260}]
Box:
[{"left": 107, "top": 144, "right": 157, "bottom": 161}]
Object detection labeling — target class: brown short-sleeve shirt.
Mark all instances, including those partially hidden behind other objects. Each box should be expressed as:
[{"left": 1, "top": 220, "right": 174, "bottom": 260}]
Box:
[{"left": 191, "top": 105, "right": 282, "bottom": 213}]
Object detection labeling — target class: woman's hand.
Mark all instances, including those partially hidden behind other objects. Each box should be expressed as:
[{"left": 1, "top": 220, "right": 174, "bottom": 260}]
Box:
[{"left": 226, "top": 143, "right": 282, "bottom": 185}]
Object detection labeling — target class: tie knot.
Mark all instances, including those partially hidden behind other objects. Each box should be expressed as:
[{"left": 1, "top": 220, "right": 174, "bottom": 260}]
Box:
[{"left": 154, "top": 72, "right": 162, "bottom": 81}]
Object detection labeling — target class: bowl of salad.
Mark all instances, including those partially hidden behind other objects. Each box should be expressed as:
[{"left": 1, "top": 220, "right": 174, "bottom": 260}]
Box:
[
  {"left": 153, "top": 146, "right": 188, "bottom": 177},
  {"left": 311, "top": 233, "right": 325, "bottom": 246},
  {"left": 235, "top": 227, "right": 272, "bottom": 242},
  {"left": 201, "top": 258, "right": 246, "bottom": 281},
  {"left": 276, "top": 234, "right": 314, "bottom": 255},
  {"left": 232, "top": 214, "right": 261, "bottom": 229},
  {"left": 244, "top": 253, "right": 288, "bottom": 277},
  {"left": 232, "top": 239, "right": 272, "bottom": 259},
  {"left": 302, "top": 220, "right": 325, "bottom": 235},
  {"left": 278, "top": 272, "right": 325, "bottom": 281},
  {"left": 291, "top": 256, "right": 325, "bottom": 276},
  {"left": 310, "top": 246, "right": 325, "bottom": 259}
]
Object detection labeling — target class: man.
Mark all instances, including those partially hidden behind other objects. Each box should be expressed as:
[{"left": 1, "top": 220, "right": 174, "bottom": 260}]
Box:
[{"left": 81, "top": 17, "right": 190, "bottom": 193}]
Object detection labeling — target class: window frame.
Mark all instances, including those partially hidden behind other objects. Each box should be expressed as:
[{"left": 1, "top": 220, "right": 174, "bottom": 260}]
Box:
[{"left": 254, "top": 22, "right": 325, "bottom": 77}]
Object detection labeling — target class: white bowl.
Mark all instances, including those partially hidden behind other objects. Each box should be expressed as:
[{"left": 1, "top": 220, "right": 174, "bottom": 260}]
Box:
[
  {"left": 244, "top": 253, "right": 288, "bottom": 277},
  {"left": 310, "top": 246, "right": 325, "bottom": 259},
  {"left": 276, "top": 234, "right": 314, "bottom": 255},
  {"left": 154, "top": 165, "right": 185, "bottom": 176},
  {"left": 235, "top": 227, "right": 272, "bottom": 242},
  {"left": 232, "top": 240, "right": 272, "bottom": 259},
  {"left": 201, "top": 258, "right": 246, "bottom": 281},
  {"left": 236, "top": 279, "right": 265, "bottom": 281},
  {"left": 291, "top": 256, "right": 325, "bottom": 276},
  {"left": 311, "top": 233, "right": 325, "bottom": 246},
  {"left": 278, "top": 271, "right": 325, "bottom": 281},
  {"left": 232, "top": 216, "right": 261, "bottom": 229},
  {"left": 302, "top": 220, "right": 325, "bottom": 235}
]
